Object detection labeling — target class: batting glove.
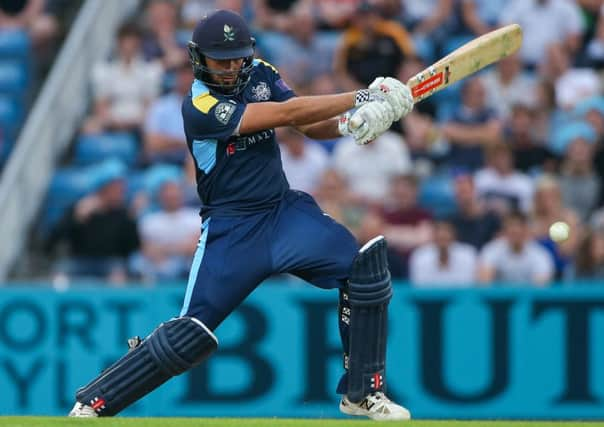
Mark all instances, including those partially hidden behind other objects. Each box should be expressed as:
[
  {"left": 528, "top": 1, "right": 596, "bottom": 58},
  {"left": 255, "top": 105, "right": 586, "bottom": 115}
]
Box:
[
  {"left": 339, "top": 100, "right": 394, "bottom": 145},
  {"left": 360, "top": 77, "right": 414, "bottom": 121}
]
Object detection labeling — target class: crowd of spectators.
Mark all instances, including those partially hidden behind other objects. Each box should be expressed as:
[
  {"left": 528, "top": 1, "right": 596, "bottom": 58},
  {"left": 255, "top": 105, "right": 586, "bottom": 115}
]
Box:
[
  {"left": 42, "top": 0, "right": 604, "bottom": 287},
  {"left": 0, "top": 0, "right": 76, "bottom": 165}
]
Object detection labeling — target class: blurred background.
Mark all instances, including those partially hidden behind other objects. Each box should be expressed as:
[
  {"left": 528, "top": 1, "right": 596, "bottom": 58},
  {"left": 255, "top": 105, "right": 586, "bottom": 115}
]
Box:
[{"left": 1, "top": 0, "right": 604, "bottom": 420}]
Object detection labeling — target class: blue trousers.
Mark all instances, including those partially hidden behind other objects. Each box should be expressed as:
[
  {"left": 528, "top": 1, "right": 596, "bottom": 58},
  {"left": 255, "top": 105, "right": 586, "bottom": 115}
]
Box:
[{"left": 180, "top": 190, "right": 359, "bottom": 328}]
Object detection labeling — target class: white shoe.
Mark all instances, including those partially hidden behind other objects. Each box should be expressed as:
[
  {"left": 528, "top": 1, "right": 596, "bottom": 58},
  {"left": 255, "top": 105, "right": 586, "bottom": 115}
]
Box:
[
  {"left": 340, "top": 392, "right": 411, "bottom": 421},
  {"left": 68, "top": 402, "right": 98, "bottom": 417}
]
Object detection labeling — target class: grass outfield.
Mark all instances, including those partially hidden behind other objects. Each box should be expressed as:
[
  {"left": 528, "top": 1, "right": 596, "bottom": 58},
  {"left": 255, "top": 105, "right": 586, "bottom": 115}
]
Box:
[{"left": 2, "top": 419, "right": 604, "bottom": 427}]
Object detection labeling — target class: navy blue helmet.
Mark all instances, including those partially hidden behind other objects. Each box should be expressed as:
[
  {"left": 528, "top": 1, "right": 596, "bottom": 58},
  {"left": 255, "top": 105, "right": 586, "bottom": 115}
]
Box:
[{"left": 188, "top": 10, "right": 256, "bottom": 95}]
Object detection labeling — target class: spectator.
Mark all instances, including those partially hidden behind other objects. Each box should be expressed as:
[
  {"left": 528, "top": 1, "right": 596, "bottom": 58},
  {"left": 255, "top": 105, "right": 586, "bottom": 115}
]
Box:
[
  {"left": 559, "top": 136, "right": 600, "bottom": 222},
  {"left": 409, "top": 220, "right": 478, "bottom": 287},
  {"left": 401, "top": 0, "right": 454, "bottom": 61},
  {"left": 313, "top": 168, "right": 364, "bottom": 229},
  {"left": 474, "top": 143, "right": 534, "bottom": 215},
  {"left": 586, "top": 6, "right": 604, "bottom": 69},
  {"left": 499, "top": 0, "right": 583, "bottom": 69},
  {"left": 576, "top": 97, "right": 604, "bottom": 143},
  {"left": 402, "top": 0, "right": 453, "bottom": 35},
  {"left": 449, "top": 172, "right": 500, "bottom": 249},
  {"left": 504, "top": 104, "right": 556, "bottom": 174},
  {"left": 333, "top": 131, "right": 412, "bottom": 202},
  {"left": 258, "top": 4, "right": 336, "bottom": 88},
  {"left": 567, "top": 228, "right": 604, "bottom": 281},
  {"left": 314, "top": 0, "right": 359, "bottom": 30},
  {"left": 546, "top": 45, "right": 601, "bottom": 110},
  {"left": 142, "top": 0, "right": 188, "bottom": 69},
  {"left": 143, "top": 60, "right": 193, "bottom": 165},
  {"left": 334, "top": 1, "right": 415, "bottom": 90},
  {"left": 132, "top": 180, "right": 200, "bottom": 282},
  {"left": 531, "top": 175, "right": 581, "bottom": 278},
  {"left": 578, "top": 98, "right": 604, "bottom": 204},
  {"left": 478, "top": 211, "right": 554, "bottom": 286},
  {"left": 480, "top": 54, "right": 538, "bottom": 120},
  {"left": 397, "top": 57, "right": 441, "bottom": 168},
  {"left": 254, "top": 0, "right": 306, "bottom": 33},
  {"left": 179, "top": 0, "right": 245, "bottom": 29},
  {"left": 278, "top": 127, "right": 329, "bottom": 194},
  {"left": 84, "top": 22, "right": 163, "bottom": 136},
  {"left": 533, "top": 78, "right": 559, "bottom": 144},
  {"left": 381, "top": 174, "right": 434, "bottom": 277},
  {"left": 590, "top": 207, "right": 604, "bottom": 233},
  {"left": 459, "top": 0, "right": 506, "bottom": 36},
  {"left": 0, "top": 0, "right": 58, "bottom": 47},
  {"left": 441, "top": 77, "right": 502, "bottom": 171},
  {"left": 552, "top": 123, "right": 598, "bottom": 159},
  {"left": 46, "top": 163, "right": 140, "bottom": 284},
  {"left": 355, "top": 207, "right": 407, "bottom": 279},
  {"left": 398, "top": 56, "right": 438, "bottom": 117}
]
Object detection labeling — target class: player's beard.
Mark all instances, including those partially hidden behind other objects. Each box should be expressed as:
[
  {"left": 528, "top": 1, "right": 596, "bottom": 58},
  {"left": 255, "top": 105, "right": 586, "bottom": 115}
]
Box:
[{"left": 210, "top": 69, "right": 240, "bottom": 87}]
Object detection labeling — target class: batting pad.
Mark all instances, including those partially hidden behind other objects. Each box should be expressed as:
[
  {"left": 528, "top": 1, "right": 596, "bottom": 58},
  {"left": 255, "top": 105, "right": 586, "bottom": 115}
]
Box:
[
  {"left": 75, "top": 317, "right": 217, "bottom": 416},
  {"left": 346, "top": 235, "right": 392, "bottom": 403}
]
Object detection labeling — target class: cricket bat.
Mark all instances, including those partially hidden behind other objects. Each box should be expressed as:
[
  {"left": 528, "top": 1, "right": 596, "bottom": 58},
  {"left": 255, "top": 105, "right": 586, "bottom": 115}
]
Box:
[{"left": 351, "top": 23, "right": 523, "bottom": 128}]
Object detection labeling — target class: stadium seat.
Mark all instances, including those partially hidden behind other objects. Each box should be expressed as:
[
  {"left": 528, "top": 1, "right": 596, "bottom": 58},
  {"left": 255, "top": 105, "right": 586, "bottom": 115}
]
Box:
[
  {"left": 136, "top": 164, "right": 183, "bottom": 215},
  {"left": 418, "top": 174, "right": 456, "bottom": 218},
  {"left": 144, "top": 164, "right": 183, "bottom": 195},
  {"left": 42, "top": 160, "right": 129, "bottom": 232},
  {"left": 126, "top": 171, "right": 146, "bottom": 201},
  {"left": 42, "top": 167, "right": 98, "bottom": 231},
  {"left": 550, "top": 121, "right": 597, "bottom": 155},
  {"left": 0, "top": 60, "right": 29, "bottom": 93},
  {"left": 0, "top": 30, "right": 30, "bottom": 58},
  {"left": 0, "top": 94, "right": 23, "bottom": 140},
  {"left": 0, "top": 135, "right": 13, "bottom": 166},
  {"left": 74, "top": 132, "right": 139, "bottom": 167}
]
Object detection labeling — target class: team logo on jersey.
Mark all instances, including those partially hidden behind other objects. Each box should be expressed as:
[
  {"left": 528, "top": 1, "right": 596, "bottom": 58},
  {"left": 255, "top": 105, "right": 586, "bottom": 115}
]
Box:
[
  {"left": 251, "top": 81, "right": 271, "bottom": 101},
  {"left": 215, "top": 102, "right": 236, "bottom": 124},
  {"left": 224, "top": 24, "right": 236, "bottom": 42}
]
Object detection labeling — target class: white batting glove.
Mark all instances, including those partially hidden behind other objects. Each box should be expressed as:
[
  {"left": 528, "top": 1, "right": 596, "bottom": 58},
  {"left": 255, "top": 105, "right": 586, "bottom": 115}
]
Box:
[
  {"left": 366, "top": 77, "right": 414, "bottom": 120},
  {"left": 339, "top": 100, "right": 394, "bottom": 145}
]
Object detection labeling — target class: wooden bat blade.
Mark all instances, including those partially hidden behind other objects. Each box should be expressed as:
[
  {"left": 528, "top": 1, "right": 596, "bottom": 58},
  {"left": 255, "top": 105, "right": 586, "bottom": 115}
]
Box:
[{"left": 408, "top": 24, "right": 523, "bottom": 103}]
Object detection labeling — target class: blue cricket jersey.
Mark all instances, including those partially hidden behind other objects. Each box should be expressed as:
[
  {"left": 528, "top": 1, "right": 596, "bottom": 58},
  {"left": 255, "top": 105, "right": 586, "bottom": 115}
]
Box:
[{"left": 182, "top": 59, "right": 296, "bottom": 217}]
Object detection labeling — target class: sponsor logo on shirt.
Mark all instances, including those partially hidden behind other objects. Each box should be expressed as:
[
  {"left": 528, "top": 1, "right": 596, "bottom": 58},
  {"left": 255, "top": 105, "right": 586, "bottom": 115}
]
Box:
[{"left": 226, "top": 129, "right": 275, "bottom": 155}]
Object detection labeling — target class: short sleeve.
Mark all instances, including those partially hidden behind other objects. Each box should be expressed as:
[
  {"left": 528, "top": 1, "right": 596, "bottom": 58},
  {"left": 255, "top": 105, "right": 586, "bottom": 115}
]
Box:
[
  {"left": 498, "top": 0, "right": 522, "bottom": 25},
  {"left": 142, "top": 61, "right": 163, "bottom": 100},
  {"left": 409, "top": 247, "right": 428, "bottom": 285},
  {"left": 532, "top": 245, "right": 554, "bottom": 281},
  {"left": 91, "top": 62, "right": 111, "bottom": 100},
  {"left": 184, "top": 93, "right": 246, "bottom": 141},
  {"left": 253, "top": 59, "right": 296, "bottom": 102},
  {"left": 139, "top": 214, "right": 156, "bottom": 242},
  {"left": 144, "top": 101, "right": 163, "bottom": 134},
  {"left": 479, "top": 240, "right": 500, "bottom": 268}
]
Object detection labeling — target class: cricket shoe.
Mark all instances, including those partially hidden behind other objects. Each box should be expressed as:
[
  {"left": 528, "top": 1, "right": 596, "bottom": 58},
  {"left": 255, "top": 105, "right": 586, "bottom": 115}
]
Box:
[
  {"left": 68, "top": 402, "right": 98, "bottom": 417},
  {"left": 340, "top": 392, "right": 411, "bottom": 421}
]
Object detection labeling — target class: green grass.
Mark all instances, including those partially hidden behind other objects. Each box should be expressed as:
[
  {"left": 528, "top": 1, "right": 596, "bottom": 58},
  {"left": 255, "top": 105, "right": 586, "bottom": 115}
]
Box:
[{"left": 2, "top": 418, "right": 604, "bottom": 427}]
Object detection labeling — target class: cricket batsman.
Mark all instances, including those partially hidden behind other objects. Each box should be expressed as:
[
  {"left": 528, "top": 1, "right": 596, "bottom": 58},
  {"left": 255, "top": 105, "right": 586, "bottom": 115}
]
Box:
[{"left": 70, "top": 9, "right": 414, "bottom": 421}]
